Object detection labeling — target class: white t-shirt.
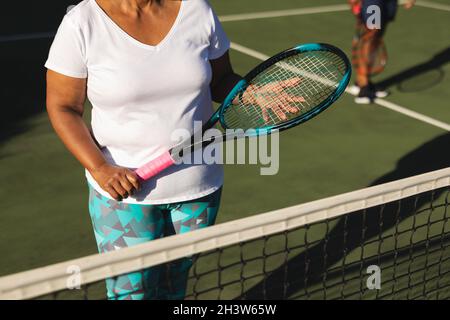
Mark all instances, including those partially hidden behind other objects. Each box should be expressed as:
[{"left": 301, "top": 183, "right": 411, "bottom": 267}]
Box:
[{"left": 45, "top": 0, "right": 229, "bottom": 204}]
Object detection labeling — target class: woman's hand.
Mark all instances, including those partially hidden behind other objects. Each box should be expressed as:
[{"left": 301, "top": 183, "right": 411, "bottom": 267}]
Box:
[
  {"left": 403, "top": 0, "right": 416, "bottom": 9},
  {"left": 47, "top": 70, "right": 141, "bottom": 202},
  {"left": 209, "top": 52, "right": 305, "bottom": 123},
  {"left": 90, "top": 163, "right": 140, "bottom": 201},
  {"left": 241, "top": 78, "right": 305, "bottom": 122}
]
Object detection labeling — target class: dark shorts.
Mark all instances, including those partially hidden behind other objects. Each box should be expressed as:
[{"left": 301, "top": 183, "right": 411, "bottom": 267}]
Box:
[{"left": 361, "top": 0, "right": 398, "bottom": 30}]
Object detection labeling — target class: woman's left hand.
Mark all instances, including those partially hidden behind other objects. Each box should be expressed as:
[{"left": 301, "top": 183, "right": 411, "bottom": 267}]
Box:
[{"left": 241, "top": 78, "right": 306, "bottom": 122}]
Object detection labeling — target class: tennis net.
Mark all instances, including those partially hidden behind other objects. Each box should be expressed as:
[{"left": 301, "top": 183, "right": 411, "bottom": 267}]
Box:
[{"left": 0, "top": 168, "right": 449, "bottom": 300}]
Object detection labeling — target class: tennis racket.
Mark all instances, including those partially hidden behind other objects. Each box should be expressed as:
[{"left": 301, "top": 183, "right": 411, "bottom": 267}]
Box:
[
  {"left": 135, "top": 43, "right": 351, "bottom": 181},
  {"left": 352, "top": 37, "right": 387, "bottom": 76},
  {"left": 352, "top": 20, "right": 388, "bottom": 76}
]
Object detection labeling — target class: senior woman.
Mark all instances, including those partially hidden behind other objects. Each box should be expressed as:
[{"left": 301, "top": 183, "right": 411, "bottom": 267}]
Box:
[{"left": 45, "top": 0, "right": 243, "bottom": 300}]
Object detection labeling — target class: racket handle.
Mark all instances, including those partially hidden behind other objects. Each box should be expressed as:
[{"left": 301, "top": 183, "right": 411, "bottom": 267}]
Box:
[{"left": 135, "top": 151, "right": 175, "bottom": 180}]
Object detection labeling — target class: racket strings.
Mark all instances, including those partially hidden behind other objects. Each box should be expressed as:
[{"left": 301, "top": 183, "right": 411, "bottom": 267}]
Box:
[{"left": 222, "top": 51, "right": 347, "bottom": 130}]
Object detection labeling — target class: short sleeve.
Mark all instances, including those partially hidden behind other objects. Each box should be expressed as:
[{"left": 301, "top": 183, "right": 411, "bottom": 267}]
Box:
[
  {"left": 208, "top": 7, "right": 230, "bottom": 60},
  {"left": 45, "top": 15, "right": 87, "bottom": 78}
]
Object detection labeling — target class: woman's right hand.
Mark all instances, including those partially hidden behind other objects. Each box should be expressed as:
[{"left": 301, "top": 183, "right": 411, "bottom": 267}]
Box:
[
  {"left": 403, "top": 0, "right": 416, "bottom": 9},
  {"left": 90, "top": 163, "right": 141, "bottom": 201},
  {"left": 46, "top": 70, "right": 141, "bottom": 202}
]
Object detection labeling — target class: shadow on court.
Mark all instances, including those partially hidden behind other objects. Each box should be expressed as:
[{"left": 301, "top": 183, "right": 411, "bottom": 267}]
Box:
[
  {"left": 0, "top": 1, "right": 77, "bottom": 153},
  {"left": 0, "top": 40, "right": 50, "bottom": 148},
  {"left": 376, "top": 46, "right": 449, "bottom": 92},
  {"left": 237, "top": 133, "right": 450, "bottom": 299}
]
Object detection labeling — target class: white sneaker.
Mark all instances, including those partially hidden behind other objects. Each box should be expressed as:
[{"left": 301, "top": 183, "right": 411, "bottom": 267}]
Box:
[
  {"left": 374, "top": 88, "right": 389, "bottom": 98},
  {"left": 354, "top": 85, "right": 375, "bottom": 104},
  {"left": 354, "top": 96, "right": 373, "bottom": 104},
  {"left": 352, "top": 84, "right": 389, "bottom": 104}
]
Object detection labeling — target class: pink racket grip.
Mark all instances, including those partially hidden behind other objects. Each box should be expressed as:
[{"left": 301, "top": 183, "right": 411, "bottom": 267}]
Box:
[{"left": 135, "top": 151, "right": 175, "bottom": 180}]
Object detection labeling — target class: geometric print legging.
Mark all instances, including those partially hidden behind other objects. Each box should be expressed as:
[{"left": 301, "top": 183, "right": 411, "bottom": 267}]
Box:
[{"left": 88, "top": 185, "right": 222, "bottom": 300}]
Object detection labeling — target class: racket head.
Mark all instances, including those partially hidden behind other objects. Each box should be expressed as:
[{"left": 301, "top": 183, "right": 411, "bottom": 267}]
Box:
[{"left": 218, "top": 43, "right": 351, "bottom": 135}]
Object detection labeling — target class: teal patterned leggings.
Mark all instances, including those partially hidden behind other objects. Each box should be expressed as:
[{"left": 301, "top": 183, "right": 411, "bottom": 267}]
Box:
[{"left": 88, "top": 185, "right": 222, "bottom": 300}]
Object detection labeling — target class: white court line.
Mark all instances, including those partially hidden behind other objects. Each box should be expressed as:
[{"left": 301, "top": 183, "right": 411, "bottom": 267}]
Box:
[
  {"left": 219, "top": 1, "right": 450, "bottom": 22},
  {"left": 1, "top": 1, "right": 449, "bottom": 43},
  {"left": 1, "top": 4, "right": 350, "bottom": 42},
  {"left": 0, "top": 32, "right": 55, "bottom": 43},
  {"left": 416, "top": 0, "right": 450, "bottom": 12},
  {"left": 231, "top": 42, "right": 450, "bottom": 132},
  {"left": 219, "top": 4, "right": 349, "bottom": 22},
  {"left": 374, "top": 99, "right": 450, "bottom": 130}
]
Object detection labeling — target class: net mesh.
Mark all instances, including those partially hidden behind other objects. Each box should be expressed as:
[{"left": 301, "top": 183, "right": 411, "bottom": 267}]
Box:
[
  {"left": 187, "top": 187, "right": 449, "bottom": 300},
  {"left": 222, "top": 50, "right": 348, "bottom": 130},
  {"left": 0, "top": 169, "right": 449, "bottom": 300}
]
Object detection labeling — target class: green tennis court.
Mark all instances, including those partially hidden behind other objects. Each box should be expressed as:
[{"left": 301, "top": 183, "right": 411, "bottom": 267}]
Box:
[{"left": 0, "top": 0, "right": 449, "bottom": 296}]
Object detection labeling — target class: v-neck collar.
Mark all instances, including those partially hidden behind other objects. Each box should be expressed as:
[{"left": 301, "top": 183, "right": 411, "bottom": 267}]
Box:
[{"left": 92, "top": 0, "right": 185, "bottom": 51}]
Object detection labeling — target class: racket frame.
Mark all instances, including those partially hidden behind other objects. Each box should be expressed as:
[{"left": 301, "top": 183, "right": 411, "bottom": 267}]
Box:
[
  {"left": 217, "top": 43, "right": 351, "bottom": 135},
  {"left": 137, "top": 43, "right": 351, "bottom": 179}
]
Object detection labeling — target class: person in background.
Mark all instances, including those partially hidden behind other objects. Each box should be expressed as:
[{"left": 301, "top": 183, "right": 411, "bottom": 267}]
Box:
[{"left": 349, "top": 0, "right": 415, "bottom": 104}]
